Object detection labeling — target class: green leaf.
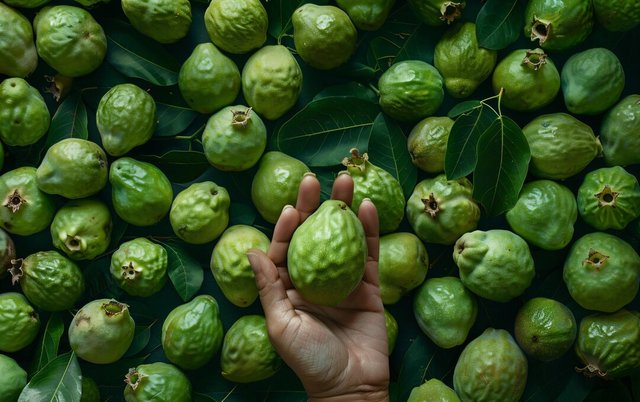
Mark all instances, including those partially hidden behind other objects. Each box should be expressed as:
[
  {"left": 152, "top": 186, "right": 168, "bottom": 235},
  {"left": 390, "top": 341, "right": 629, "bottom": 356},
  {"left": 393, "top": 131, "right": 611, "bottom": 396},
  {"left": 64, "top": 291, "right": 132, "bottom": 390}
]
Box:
[
  {"left": 266, "top": 0, "right": 330, "bottom": 39},
  {"left": 273, "top": 97, "right": 379, "bottom": 167},
  {"left": 444, "top": 105, "right": 496, "bottom": 179},
  {"left": 29, "top": 313, "right": 64, "bottom": 376},
  {"left": 124, "top": 324, "right": 153, "bottom": 358},
  {"left": 83, "top": 257, "right": 123, "bottom": 300},
  {"left": 447, "top": 100, "right": 482, "bottom": 118},
  {"left": 367, "top": 113, "right": 417, "bottom": 198},
  {"left": 154, "top": 101, "right": 199, "bottom": 137},
  {"left": 43, "top": 92, "right": 88, "bottom": 152},
  {"left": 313, "top": 82, "right": 379, "bottom": 104},
  {"left": 549, "top": 372, "right": 593, "bottom": 402},
  {"left": 476, "top": 0, "right": 526, "bottom": 50},
  {"left": 103, "top": 19, "right": 180, "bottom": 86},
  {"left": 19, "top": 352, "right": 82, "bottom": 402},
  {"left": 473, "top": 116, "right": 531, "bottom": 216},
  {"left": 160, "top": 240, "right": 204, "bottom": 301},
  {"left": 229, "top": 202, "right": 257, "bottom": 226},
  {"left": 137, "top": 150, "right": 210, "bottom": 183}
]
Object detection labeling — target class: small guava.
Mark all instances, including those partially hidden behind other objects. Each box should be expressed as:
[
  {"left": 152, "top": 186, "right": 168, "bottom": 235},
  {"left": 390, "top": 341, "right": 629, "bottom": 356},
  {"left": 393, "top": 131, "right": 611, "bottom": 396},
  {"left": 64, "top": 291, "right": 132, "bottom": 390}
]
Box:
[
  {"left": 600, "top": 94, "right": 640, "bottom": 167},
  {"left": 408, "top": 379, "right": 460, "bottom": 402},
  {"left": 524, "top": 0, "right": 594, "bottom": 51},
  {"left": 335, "top": 0, "right": 395, "bottom": 31},
  {"left": 407, "top": 116, "right": 454, "bottom": 173},
  {"left": 110, "top": 237, "right": 167, "bottom": 297},
  {"left": 0, "top": 292, "right": 39, "bottom": 353},
  {"left": 408, "top": 0, "right": 466, "bottom": 26},
  {"left": 0, "top": 354, "right": 27, "bottom": 402},
  {"left": 0, "top": 3, "right": 37, "bottom": 77},
  {"left": 378, "top": 232, "right": 429, "bottom": 305},
  {"left": 121, "top": 0, "right": 191, "bottom": 44},
  {"left": 204, "top": 0, "right": 268, "bottom": 54},
  {"left": 124, "top": 362, "right": 192, "bottom": 402},
  {"left": 0, "top": 78, "right": 50, "bottom": 146}
]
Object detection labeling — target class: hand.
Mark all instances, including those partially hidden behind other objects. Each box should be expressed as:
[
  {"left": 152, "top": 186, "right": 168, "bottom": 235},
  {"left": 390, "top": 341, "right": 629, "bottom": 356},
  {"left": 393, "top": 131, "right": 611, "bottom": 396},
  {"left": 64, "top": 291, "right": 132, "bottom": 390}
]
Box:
[{"left": 247, "top": 173, "right": 390, "bottom": 402}]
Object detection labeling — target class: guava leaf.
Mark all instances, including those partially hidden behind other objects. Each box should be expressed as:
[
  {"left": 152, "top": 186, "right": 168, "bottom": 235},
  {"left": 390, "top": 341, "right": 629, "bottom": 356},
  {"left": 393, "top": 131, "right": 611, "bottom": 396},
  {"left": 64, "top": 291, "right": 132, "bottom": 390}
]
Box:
[
  {"left": 473, "top": 116, "right": 530, "bottom": 216},
  {"left": 266, "top": 0, "right": 330, "bottom": 40},
  {"left": 124, "top": 324, "right": 153, "bottom": 358},
  {"left": 273, "top": 97, "right": 379, "bottom": 167},
  {"left": 19, "top": 352, "right": 82, "bottom": 402},
  {"left": 154, "top": 102, "right": 199, "bottom": 137},
  {"left": 29, "top": 313, "right": 64, "bottom": 377},
  {"left": 313, "top": 82, "right": 379, "bottom": 104},
  {"left": 43, "top": 92, "right": 88, "bottom": 152},
  {"left": 137, "top": 150, "right": 210, "bottom": 183},
  {"left": 367, "top": 113, "right": 417, "bottom": 198},
  {"left": 448, "top": 100, "right": 482, "bottom": 118},
  {"left": 161, "top": 240, "right": 204, "bottom": 302},
  {"left": 476, "top": 0, "right": 526, "bottom": 50}
]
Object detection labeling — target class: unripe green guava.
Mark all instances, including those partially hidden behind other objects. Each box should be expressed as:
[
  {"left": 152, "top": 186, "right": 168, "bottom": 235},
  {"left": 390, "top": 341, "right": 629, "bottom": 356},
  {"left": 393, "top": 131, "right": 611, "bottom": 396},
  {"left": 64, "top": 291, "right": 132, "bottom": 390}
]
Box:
[
  {"left": 407, "top": 116, "right": 454, "bottom": 174},
  {"left": 0, "top": 78, "right": 50, "bottom": 146},
  {"left": 0, "top": 354, "right": 27, "bottom": 402},
  {"left": 0, "top": 4, "right": 38, "bottom": 77},
  {"left": 110, "top": 237, "right": 167, "bottom": 297},
  {"left": 524, "top": 0, "right": 594, "bottom": 51},
  {"left": 121, "top": 0, "right": 191, "bottom": 44},
  {"left": 378, "top": 232, "right": 428, "bottom": 304},
  {"left": 0, "top": 292, "right": 39, "bottom": 353},
  {"left": 204, "top": 0, "right": 268, "bottom": 54},
  {"left": 124, "top": 362, "right": 192, "bottom": 402}
]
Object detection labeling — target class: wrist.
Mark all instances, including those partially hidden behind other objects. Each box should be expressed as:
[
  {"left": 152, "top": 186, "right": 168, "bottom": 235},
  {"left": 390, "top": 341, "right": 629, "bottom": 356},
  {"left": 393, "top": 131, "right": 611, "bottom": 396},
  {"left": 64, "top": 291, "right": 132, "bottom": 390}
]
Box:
[{"left": 308, "top": 389, "right": 389, "bottom": 402}]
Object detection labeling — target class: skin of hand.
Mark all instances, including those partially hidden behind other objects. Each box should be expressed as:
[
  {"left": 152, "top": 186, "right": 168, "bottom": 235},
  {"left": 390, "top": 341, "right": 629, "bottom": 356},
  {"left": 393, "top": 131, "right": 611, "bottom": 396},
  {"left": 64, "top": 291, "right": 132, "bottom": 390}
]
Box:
[{"left": 247, "top": 173, "right": 390, "bottom": 402}]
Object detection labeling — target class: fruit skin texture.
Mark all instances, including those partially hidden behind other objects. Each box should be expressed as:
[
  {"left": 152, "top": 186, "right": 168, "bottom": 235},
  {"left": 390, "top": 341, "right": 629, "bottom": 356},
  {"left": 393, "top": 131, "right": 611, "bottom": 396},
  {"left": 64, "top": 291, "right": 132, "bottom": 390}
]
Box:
[
  {"left": 242, "top": 45, "right": 303, "bottom": 120},
  {"left": 575, "top": 309, "right": 640, "bottom": 379},
  {"left": 0, "top": 78, "right": 50, "bottom": 146},
  {"left": 408, "top": 0, "right": 466, "bottom": 26},
  {"left": 0, "top": 166, "right": 56, "bottom": 236},
  {"left": 453, "top": 328, "right": 528, "bottom": 402},
  {"left": 492, "top": 48, "right": 560, "bottom": 112},
  {"left": 0, "top": 292, "right": 39, "bottom": 353},
  {"left": 11, "top": 250, "right": 84, "bottom": 311},
  {"left": 288, "top": 199, "right": 367, "bottom": 306},
  {"left": 563, "top": 232, "right": 640, "bottom": 313},
  {"left": 251, "top": 151, "right": 309, "bottom": 224},
  {"left": 202, "top": 105, "right": 266, "bottom": 172},
  {"left": 406, "top": 174, "right": 480, "bottom": 245},
  {"left": 121, "top": 0, "right": 191, "bottom": 44},
  {"left": 408, "top": 378, "right": 461, "bottom": 402},
  {"left": 37, "top": 138, "right": 109, "bottom": 199},
  {"left": 407, "top": 116, "right": 454, "bottom": 174},
  {"left": 593, "top": 0, "right": 640, "bottom": 32},
  {"left": 109, "top": 157, "right": 173, "bottom": 227},
  {"left": 204, "top": 0, "right": 268, "bottom": 54},
  {"left": 0, "top": 353, "right": 27, "bottom": 402},
  {"left": 220, "top": 315, "right": 282, "bottom": 383},
  {"left": 124, "top": 362, "right": 192, "bottom": 402},
  {"left": 162, "top": 295, "right": 224, "bottom": 370},
  {"left": 68, "top": 299, "right": 135, "bottom": 364},
  {"left": 170, "top": 181, "right": 230, "bottom": 244},
  {"left": 378, "top": 232, "right": 429, "bottom": 305},
  {"left": 434, "top": 22, "right": 497, "bottom": 98},
  {"left": 522, "top": 113, "right": 602, "bottom": 180},
  {"left": 514, "top": 297, "right": 577, "bottom": 362},
  {"left": 577, "top": 166, "right": 640, "bottom": 230},
  {"left": 454, "top": 229, "right": 535, "bottom": 303},
  {"left": 110, "top": 238, "right": 168, "bottom": 297},
  {"left": 34, "top": 5, "right": 107, "bottom": 77},
  {"left": 378, "top": 60, "right": 444, "bottom": 122},
  {"left": 384, "top": 309, "right": 398, "bottom": 354},
  {"left": 178, "top": 43, "right": 240, "bottom": 115},
  {"left": 343, "top": 150, "right": 405, "bottom": 234},
  {"left": 292, "top": 4, "right": 357, "bottom": 70},
  {"left": 413, "top": 276, "right": 477, "bottom": 349},
  {"left": 600, "top": 94, "right": 640, "bottom": 167},
  {"left": 210, "top": 225, "right": 270, "bottom": 307},
  {"left": 506, "top": 180, "right": 577, "bottom": 250},
  {"left": 4, "top": 0, "right": 50, "bottom": 8},
  {"left": 524, "top": 0, "right": 594, "bottom": 51},
  {"left": 0, "top": 4, "right": 37, "bottom": 78},
  {"left": 335, "top": 0, "right": 395, "bottom": 31},
  {"left": 561, "top": 48, "right": 625, "bottom": 115},
  {"left": 96, "top": 83, "right": 157, "bottom": 156}
]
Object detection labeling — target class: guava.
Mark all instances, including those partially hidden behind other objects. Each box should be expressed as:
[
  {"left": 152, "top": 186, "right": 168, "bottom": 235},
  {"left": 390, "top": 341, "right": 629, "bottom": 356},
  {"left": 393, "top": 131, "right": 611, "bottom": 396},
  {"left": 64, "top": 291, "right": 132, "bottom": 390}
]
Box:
[
  {"left": 492, "top": 48, "right": 560, "bottom": 112},
  {"left": 505, "top": 180, "right": 577, "bottom": 250},
  {"left": 413, "top": 276, "right": 477, "bottom": 349},
  {"left": 210, "top": 225, "right": 270, "bottom": 307},
  {"left": 406, "top": 174, "right": 481, "bottom": 245},
  {"left": 242, "top": 45, "right": 303, "bottom": 120},
  {"left": 514, "top": 297, "right": 577, "bottom": 362},
  {"left": 0, "top": 3, "right": 38, "bottom": 77},
  {"left": 178, "top": 43, "right": 241, "bottom": 114},
  {"left": 162, "top": 295, "right": 224, "bottom": 370},
  {"left": 124, "top": 362, "right": 192, "bottom": 402},
  {"left": 0, "top": 228, "right": 15, "bottom": 278},
  {"left": 0, "top": 354, "right": 27, "bottom": 402},
  {"left": 561, "top": 48, "right": 625, "bottom": 115},
  {"left": 454, "top": 229, "right": 535, "bottom": 303},
  {"left": 204, "top": 0, "right": 268, "bottom": 54},
  {"left": 524, "top": 0, "right": 594, "bottom": 51},
  {"left": 80, "top": 377, "right": 100, "bottom": 402},
  {"left": 408, "top": 0, "right": 465, "bottom": 26},
  {"left": 109, "top": 157, "right": 173, "bottom": 227},
  {"left": 407, "top": 116, "right": 454, "bottom": 174},
  {"left": 522, "top": 113, "right": 602, "bottom": 180},
  {"left": 600, "top": 94, "right": 640, "bottom": 167},
  {"left": 0, "top": 292, "right": 39, "bottom": 353},
  {"left": 4, "top": 0, "right": 50, "bottom": 8},
  {"left": 288, "top": 199, "right": 367, "bottom": 306},
  {"left": 121, "top": 0, "right": 191, "bottom": 44},
  {"left": 378, "top": 232, "right": 429, "bottom": 304},
  {"left": 384, "top": 309, "right": 398, "bottom": 354},
  {"left": 220, "top": 315, "right": 282, "bottom": 383},
  {"left": 34, "top": 5, "right": 107, "bottom": 77},
  {"left": 292, "top": 4, "right": 357, "bottom": 70},
  {"left": 408, "top": 379, "right": 460, "bottom": 402},
  {"left": 378, "top": 60, "right": 444, "bottom": 122},
  {"left": 453, "top": 328, "right": 528, "bottom": 402},
  {"left": 110, "top": 237, "right": 167, "bottom": 297},
  {"left": 10, "top": 250, "right": 84, "bottom": 311},
  {"left": 335, "top": 0, "right": 395, "bottom": 31},
  {"left": 37, "top": 138, "right": 109, "bottom": 199},
  {"left": 250, "top": 151, "right": 309, "bottom": 224},
  {"left": 0, "top": 78, "right": 50, "bottom": 146},
  {"left": 343, "top": 149, "right": 405, "bottom": 233},
  {"left": 593, "top": 0, "right": 640, "bottom": 32},
  {"left": 434, "top": 22, "right": 497, "bottom": 98},
  {"left": 170, "top": 181, "right": 230, "bottom": 244},
  {"left": 563, "top": 232, "right": 640, "bottom": 313},
  {"left": 68, "top": 299, "right": 135, "bottom": 364},
  {"left": 0, "top": 167, "right": 56, "bottom": 236}
]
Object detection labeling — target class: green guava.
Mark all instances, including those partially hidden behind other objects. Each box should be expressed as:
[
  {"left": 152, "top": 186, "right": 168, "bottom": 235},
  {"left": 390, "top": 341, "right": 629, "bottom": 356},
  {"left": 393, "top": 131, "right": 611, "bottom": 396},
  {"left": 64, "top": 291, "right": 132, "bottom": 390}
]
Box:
[
  {"left": 121, "top": 0, "right": 191, "bottom": 43},
  {"left": 124, "top": 362, "right": 192, "bottom": 402},
  {"left": 378, "top": 232, "right": 429, "bottom": 304},
  {"left": 110, "top": 237, "right": 167, "bottom": 297},
  {"left": 524, "top": 0, "right": 594, "bottom": 50},
  {"left": 407, "top": 116, "right": 454, "bottom": 174},
  {"left": 204, "top": 0, "right": 268, "bottom": 54},
  {"left": 0, "top": 77, "right": 50, "bottom": 146},
  {"left": 0, "top": 3, "right": 37, "bottom": 77},
  {"left": 600, "top": 94, "right": 640, "bottom": 167}
]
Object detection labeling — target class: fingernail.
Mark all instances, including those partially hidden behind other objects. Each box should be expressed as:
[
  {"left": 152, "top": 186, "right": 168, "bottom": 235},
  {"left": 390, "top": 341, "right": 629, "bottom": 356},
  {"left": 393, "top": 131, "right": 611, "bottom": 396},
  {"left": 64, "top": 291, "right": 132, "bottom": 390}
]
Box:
[
  {"left": 282, "top": 204, "right": 294, "bottom": 212},
  {"left": 246, "top": 251, "right": 259, "bottom": 271},
  {"left": 363, "top": 197, "right": 372, "bottom": 203},
  {"left": 303, "top": 172, "right": 316, "bottom": 178},
  {"left": 337, "top": 170, "right": 350, "bottom": 176}
]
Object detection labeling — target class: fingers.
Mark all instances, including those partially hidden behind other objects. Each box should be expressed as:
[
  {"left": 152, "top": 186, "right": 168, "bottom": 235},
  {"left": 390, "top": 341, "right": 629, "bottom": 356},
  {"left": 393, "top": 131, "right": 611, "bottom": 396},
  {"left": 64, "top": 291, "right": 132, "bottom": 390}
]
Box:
[
  {"left": 331, "top": 172, "right": 354, "bottom": 206},
  {"left": 267, "top": 205, "right": 300, "bottom": 267},
  {"left": 296, "top": 173, "right": 321, "bottom": 222},
  {"left": 358, "top": 199, "right": 381, "bottom": 287}
]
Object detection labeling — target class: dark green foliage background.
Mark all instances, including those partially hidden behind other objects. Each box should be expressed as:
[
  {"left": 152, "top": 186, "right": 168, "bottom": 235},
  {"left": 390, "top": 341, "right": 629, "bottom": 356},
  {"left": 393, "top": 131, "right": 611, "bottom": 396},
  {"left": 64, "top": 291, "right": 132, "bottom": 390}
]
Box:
[{"left": 1, "top": 0, "right": 639, "bottom": 401}]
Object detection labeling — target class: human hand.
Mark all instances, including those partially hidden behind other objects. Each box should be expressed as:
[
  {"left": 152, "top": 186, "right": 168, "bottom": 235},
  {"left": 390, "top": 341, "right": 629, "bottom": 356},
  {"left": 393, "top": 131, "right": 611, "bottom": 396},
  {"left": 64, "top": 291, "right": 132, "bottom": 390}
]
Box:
[{"left": 247, "top": 173, "right": 390, "bottom": 402}]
